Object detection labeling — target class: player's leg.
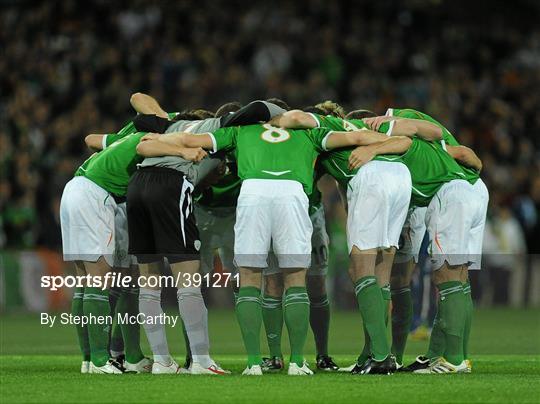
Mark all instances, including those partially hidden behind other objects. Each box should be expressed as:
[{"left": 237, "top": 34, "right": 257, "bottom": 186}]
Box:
[
  {"left": 236, "top": 267, "right": 264, "bottom": 374},
  {"left": 126, "top": 167, "right": 179, "bottom": 374},
  {"left": 82, "top": 257, "right": 118, "bottom": 371},
  {"left": 115, "top": 265, "right": 149, "bottom": 373},
  {"left": 417, "top": 180, "right": 474, "bottom": 373},
  {"left": 108, "top": 285, "right": 124, "bottom": 361},
  {"left": 112, "top": 201, "right": 148, "bottom": 371},
  {"left": 348, "top": 162, "right": 410, "bottom": 374},
  {"left": 355, "top": 247, "right": 395, "bottom": 368},
  {"left": 262, "top": 267, "right": 284, "bottom": 370},
  {"left": 234, "top": 179, "right": 273, "bottom": 375},
  {"left": 392, "top": 206, "right": 427, "bottom": 369},
  {"left": 138, "top": 261, "right": 179, "bottom": 373},
  {"left": 283, "top": 268, "right": 312, "bottom": 375},
  {"left": 349, "top": 248, "right": 390, "bottom": 363},
  {"left": 71, "top": 261, "right": 91, "bottom": 373},
  {"left": 171, "top": 259, "right": 226, "bottom": 374},
  {"left": 271, "top": 179, "right": 313, "bottom": 375},
  {"left": 462, "top": 179, "right": 488, "bottom": 371},
  {"left": 307, "top": 206, "right": 337, "bottom": 370},
  {"left": 390, "top": 258, "right": 415, "bottom": 367},
  {"left": 60, "top": 176, "right": 123, "bottom": 374}
]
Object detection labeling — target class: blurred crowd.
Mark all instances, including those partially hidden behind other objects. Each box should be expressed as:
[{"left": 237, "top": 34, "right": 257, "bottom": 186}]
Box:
[{"left": 1, "top": 0, "right": 539, "bottom": 297}]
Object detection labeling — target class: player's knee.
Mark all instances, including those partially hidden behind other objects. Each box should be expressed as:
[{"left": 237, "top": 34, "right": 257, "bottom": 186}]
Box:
[
  {"left": 239, "top": 267, "right": 262, "bottom": 288},
  {"left": 283, "top": 268, "right": 307, "bottom": 289},
  {"left": 264, "top": 274, "right": 284, "bottom": 297},
  {"left": 432, "top": 263, "right": 462, "bottom": 285}
]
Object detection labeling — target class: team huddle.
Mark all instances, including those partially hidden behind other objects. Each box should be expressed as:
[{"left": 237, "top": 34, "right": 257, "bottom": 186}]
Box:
[{"left": 59, "top": 93, "right": 488, "bottom": 376}]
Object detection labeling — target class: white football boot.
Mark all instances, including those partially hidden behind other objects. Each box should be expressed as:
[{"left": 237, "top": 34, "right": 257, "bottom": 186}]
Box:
[
  {"left": 338, "top": 363, "right": 356, "bottom": 372},
  {"left": 190, "top": 361, "right": 230, "bottom": 375},
  {"left": 89, "top": 360, "right": 124, "bottom": 374},
  {"left": 152, "top": 358, "right": 185, "bottom": 374},
  {"left": 288, "top": 361, "right": 314, "bottom": 376},
  {"left": 80, "top": 361, "right": 90, "bottom": 374},
  {"left": 414, "top": 357, "right": 469, "bottom": 374},
  {"left": 242, "top": 365, "right": 263, "bottom": 376},
  {"left": 124, "top": 357, "right": 153, "bottom": 374}
]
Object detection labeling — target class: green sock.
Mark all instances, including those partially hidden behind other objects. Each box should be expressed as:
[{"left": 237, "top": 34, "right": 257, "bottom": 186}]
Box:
[
  {"left": 284, "top": 287, "right": 310, "bottom": 366},
  {"left": 236, "top": 287, "right": 262, "bottom": 367},
  {"left": 463, "top": 282, "right": 473, "bottom": 360},
  {"left": 438, "top": 281, "right": 466, "bottom": 366},
  {"left": 426, "top": 310, "right": 445, "bottom": 361},
  {"left": 83, "top": 287, "right": 111, "bottom": 367},
  {"left": 354, "top": 276, "right": 390, "bottom": 362},
  {"left": 108, "top": 287, "right": 123, "bottom": 356},
  {"left": 309, "top": 294, "right": 330, "bottom": 357},
  {"left": 390, "top": 287, "right": 413, "bottom": 365},
  {"left": 357, "top": 325, "right": 371, "bottom": 365},
  {"left": 116, "top": 287, "right": 145, "bottom": 364},
  {"left": 72, "top": 287, "right": 90, "bottom": 361},
  {"left": 262, "top": 294, "right": 283, "bottom": 358}
]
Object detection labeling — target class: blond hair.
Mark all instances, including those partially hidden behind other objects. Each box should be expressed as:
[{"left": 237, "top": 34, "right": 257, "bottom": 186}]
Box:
[{"left": 315, "top": 101, "right": 345, "bottom": 118}]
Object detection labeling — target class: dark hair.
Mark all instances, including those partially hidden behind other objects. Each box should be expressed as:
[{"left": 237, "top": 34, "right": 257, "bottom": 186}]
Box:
[
  {"left": 346, "top": 109, "right": 377, "bottom": 119},
  {"left": 302, "top": 106, "right": 325, "bottom": 115},
  {"left": 174, "top": 109, "right": 215, "bottom": 121},
  {"left": 266, "top": 98, "right": 291, "bottom": 111},
  {"left": 215, "top": 102, "right": 242, "bottom": 118}
]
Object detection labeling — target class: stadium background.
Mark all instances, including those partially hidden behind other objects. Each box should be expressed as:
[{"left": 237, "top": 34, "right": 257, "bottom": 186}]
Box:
[{"left": 1, "top": 0, "right": 539, "bottom": 313}]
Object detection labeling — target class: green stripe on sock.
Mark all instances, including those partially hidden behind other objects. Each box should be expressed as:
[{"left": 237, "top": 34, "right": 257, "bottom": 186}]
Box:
[
  {"left": 236, "top": 287, "right": 262, "bottom": 367},
  {"left": 285, "top": 287, "right": 309, "bottom": 366}
]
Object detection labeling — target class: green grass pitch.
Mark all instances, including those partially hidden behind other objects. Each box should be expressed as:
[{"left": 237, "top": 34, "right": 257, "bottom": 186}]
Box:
[{"left": 1, "top": 308, "right": 539, "bottom": 403}]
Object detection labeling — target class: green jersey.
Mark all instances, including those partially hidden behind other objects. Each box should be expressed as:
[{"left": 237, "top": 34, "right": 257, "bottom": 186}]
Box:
[
  {"left": 310, "top": 114, "right": 402, "bottom": 187},
  {"left": 401, "top": 138, "right": 469, "bottom": 207},
  {"left": 75, "top": 132, "right": 146, "bottom": 197},
  {"left": 74, "top": 113, "right": 178, "bottom": 196},
  {"left": 387, "top": 108, "right": 480, "bottom": 184},
  {"left": 210, "top": 123, "right": 330, "bottom": 195}
]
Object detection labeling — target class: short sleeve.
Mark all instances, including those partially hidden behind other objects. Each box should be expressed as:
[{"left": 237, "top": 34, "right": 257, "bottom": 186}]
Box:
[
  {"left": 209, "top": 127, "right": 238, "bottom": 153},
  {"left": 104, "top": 133, "right": 121, "bottom": 148},
  {"left": 316, "top": 115, "right": 347, "bottom": 131},
  {"left": 378, "top": 121, "right": 395, "bottom": 136},
  {"left": 307, "top": 127, "right": 333, "bottom": 151}
]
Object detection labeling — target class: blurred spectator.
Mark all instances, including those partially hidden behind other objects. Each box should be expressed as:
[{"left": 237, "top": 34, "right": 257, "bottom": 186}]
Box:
[{"left": 483, "top": 204, "right": 527, "bottom": 306}]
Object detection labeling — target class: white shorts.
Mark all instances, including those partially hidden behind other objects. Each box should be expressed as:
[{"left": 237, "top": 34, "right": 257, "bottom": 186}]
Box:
[
  {"left": 426, "top": 179, "right": 486, "bottom": 270},
  {"left": 114, "top": 203, "right": 136, "bottom": 269},
  {"left": 266, "top": 204, "right": 329, "bottom": 276},
  {"left": 468, "top": 179, "right": 489, "bottom": 270},
  {"left": 60, "top": 176, "right": 117, "bottom": 266},
  {"left": 346, "top": 161, "right": 411, "bottom": 252},
  {"left": 194, "top": 204, "right": 236, "bottom": 273},
  {"left": 394, "top": 206, "right": 428, "bottom": 264},
  {"left": 234, "top": 179, "right": 312, "bottom": 269}
]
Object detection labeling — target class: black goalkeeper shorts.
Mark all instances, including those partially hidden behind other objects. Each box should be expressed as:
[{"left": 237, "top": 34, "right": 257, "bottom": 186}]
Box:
[{"left": 127, "top": 167, "right": 200, "bottom": 264}]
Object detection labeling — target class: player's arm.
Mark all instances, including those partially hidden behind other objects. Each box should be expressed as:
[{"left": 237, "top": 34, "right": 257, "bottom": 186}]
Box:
[
  {"left": 136, "top": 134, "right": 207, "bottom": 161},
  {"left": 84, "top": 134, "right": 106, "bottom": 151},
  {"left": 324, "top": 129, "right": 392, "bottom": 150},
  {"left": 348, "top": 136, "right": 413, "bottom": 169},
  {"left": 221, "top": 100, "right": 286, "bottom": 127},
  {"left": 446, "top": 145, "right": 482, "bottom": 171},
  {"left": 364, "top": 116, "right": 442, "bottom": 140},
  {"left": 268, "top": 110, "right": 318, "bottom": 129},
  {"left": 130, "top": 92, "right": 168, "bottom": 118}
]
